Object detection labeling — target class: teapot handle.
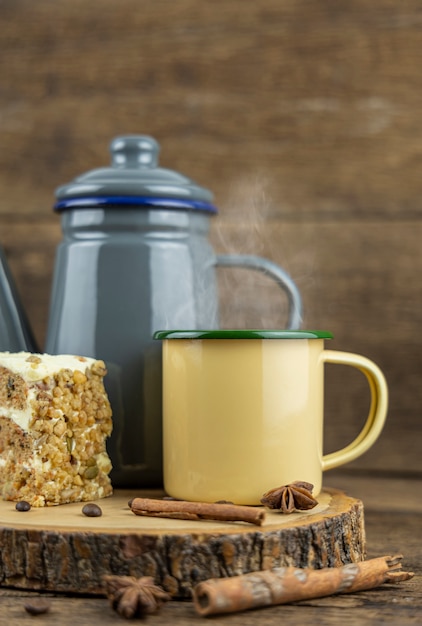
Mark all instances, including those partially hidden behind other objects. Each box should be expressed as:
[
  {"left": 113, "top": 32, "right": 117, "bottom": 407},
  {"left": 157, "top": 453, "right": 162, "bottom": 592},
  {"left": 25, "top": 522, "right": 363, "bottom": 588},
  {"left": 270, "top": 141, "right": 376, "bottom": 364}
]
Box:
[
  {"left": 215, "top": 254, "right": 302, "bottom": 329},
  {"left": 0, "top": 245, "right": 39, "bottom": 352}
]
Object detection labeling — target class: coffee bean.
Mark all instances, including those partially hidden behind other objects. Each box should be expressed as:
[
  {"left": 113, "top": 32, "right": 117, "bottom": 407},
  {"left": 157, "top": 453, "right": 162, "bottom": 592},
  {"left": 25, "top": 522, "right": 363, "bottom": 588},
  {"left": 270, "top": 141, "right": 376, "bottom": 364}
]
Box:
[
  {"left": 15, "top": 500, "right": 31, "bottom": 512},
  {"left": 82, "top": 503, "right": 102, "bottom": 517},
  {"left": 24, "top": 600, "right": 50, "bottom": 615}
]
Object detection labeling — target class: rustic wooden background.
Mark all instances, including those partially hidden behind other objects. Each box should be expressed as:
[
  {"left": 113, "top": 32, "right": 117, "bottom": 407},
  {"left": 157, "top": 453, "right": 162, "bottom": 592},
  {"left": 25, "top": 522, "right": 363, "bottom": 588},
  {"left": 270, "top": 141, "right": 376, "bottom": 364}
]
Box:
[{"left": 1, "top": 0, "right": 421, "bottom": 476}]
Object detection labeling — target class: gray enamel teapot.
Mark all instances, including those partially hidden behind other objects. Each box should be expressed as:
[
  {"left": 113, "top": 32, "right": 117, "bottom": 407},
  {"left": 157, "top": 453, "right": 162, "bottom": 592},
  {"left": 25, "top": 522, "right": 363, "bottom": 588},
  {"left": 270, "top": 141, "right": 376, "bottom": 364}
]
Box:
[{"left": 0, "top": 135, "right": 302, "bottom": 487}]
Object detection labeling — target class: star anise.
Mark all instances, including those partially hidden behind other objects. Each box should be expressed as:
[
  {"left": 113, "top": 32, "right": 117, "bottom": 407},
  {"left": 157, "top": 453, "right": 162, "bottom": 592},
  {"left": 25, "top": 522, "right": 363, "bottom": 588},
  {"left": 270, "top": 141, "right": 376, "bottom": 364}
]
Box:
[
  {"left": 260, "top": 481, "right": 318, "bottom": 514},
  {"left": 103, "top": 575, "right": 171, "bottom": 619}
]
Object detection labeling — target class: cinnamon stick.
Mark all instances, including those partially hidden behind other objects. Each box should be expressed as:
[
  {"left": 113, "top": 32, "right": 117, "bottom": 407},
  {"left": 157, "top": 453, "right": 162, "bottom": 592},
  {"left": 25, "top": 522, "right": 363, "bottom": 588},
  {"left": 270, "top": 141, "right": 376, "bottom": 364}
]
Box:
[
  {"left": 129, "top": 497, "right": 265, "bottom": 526},
  {"left": 193, "top": 555, "right": 414, "bottom": 616}
]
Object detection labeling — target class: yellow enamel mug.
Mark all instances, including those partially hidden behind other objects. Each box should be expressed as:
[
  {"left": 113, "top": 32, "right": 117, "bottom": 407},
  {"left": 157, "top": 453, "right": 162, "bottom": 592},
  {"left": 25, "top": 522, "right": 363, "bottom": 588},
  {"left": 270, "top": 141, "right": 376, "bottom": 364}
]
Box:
[{"left": 154, "top": 330, "right": 388, "bottom": 505}]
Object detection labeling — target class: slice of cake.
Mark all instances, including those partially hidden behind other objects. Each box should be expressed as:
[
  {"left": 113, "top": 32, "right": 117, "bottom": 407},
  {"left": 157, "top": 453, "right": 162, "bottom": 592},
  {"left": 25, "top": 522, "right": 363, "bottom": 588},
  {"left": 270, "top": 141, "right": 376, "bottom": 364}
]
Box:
[{"left": 0, "top": 352, "right": 113, "bottom": 506}]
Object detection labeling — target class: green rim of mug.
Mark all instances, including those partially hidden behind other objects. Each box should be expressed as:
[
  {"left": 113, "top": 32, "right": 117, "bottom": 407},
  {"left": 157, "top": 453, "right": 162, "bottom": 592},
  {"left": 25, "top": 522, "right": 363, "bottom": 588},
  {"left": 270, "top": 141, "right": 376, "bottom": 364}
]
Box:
[{"left": 153, "top": 330, "right": 333, "bottom": 340}]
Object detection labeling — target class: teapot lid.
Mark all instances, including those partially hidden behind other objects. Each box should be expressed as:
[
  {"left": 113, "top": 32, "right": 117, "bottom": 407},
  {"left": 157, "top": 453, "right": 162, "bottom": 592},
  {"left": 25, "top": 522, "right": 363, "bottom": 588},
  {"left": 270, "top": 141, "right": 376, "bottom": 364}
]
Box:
[{"left": 54, "top": 135, "right": 217, "bottom": 213}]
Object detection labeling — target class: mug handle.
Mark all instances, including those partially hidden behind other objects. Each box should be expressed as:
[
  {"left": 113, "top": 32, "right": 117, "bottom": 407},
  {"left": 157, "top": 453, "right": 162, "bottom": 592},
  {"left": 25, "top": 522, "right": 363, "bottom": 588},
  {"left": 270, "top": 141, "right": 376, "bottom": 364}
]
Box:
[
  {"left": 215, "top": 254, "right": 302, "bottom": 329},
  {"left": 321, "top": 350, "right": 388, "bottom": 471}
]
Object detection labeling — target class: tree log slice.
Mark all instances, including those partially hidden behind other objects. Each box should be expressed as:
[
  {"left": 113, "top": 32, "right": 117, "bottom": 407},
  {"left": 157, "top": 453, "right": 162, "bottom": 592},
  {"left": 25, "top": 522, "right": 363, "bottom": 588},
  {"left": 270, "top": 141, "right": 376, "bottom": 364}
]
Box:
[{"left": 0, "top": 488, "right": 365, "bottom": 599}]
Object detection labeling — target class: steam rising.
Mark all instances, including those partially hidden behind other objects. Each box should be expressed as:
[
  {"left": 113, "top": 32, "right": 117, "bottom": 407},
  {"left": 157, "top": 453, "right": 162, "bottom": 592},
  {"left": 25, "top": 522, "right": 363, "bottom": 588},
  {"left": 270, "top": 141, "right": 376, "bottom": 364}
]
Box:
[{"left": 210, "top": 174, "right": 309, "bottom": 330}]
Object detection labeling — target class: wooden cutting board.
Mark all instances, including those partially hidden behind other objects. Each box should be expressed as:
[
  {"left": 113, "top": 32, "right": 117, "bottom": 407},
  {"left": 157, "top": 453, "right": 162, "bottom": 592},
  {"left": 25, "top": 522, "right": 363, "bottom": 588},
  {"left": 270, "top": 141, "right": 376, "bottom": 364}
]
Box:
[{"left": 0, "top": 488, "right": 365, "bottom": 599}]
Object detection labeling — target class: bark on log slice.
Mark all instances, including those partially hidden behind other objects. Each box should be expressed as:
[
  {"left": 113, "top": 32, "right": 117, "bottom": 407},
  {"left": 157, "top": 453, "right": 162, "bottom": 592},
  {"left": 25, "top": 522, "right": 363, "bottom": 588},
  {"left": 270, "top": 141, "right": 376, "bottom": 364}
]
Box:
[{"left": 0, "top": 488, "right": 365, "bottom": 599}]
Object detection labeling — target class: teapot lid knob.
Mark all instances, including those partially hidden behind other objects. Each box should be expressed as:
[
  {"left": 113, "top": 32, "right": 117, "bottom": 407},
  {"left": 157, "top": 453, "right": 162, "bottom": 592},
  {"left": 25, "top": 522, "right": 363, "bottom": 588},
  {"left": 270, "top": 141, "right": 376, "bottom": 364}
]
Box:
[{"left": 110, "top": 136, "right": 160, "bottom": 169}]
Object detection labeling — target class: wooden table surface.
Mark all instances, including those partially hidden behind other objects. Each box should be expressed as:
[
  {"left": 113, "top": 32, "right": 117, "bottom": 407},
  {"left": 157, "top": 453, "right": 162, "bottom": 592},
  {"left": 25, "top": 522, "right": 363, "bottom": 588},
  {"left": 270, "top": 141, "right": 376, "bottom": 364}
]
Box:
[{"left": 0, "top": 472, "right": 420, "bottom": 625}]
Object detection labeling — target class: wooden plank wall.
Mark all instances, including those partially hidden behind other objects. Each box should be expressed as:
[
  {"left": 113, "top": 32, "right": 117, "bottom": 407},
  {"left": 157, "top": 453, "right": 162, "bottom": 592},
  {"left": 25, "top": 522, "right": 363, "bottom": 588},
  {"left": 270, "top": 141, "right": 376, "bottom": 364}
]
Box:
[{"left": 1, "top": 0, "right": 421, "bottom": 475}]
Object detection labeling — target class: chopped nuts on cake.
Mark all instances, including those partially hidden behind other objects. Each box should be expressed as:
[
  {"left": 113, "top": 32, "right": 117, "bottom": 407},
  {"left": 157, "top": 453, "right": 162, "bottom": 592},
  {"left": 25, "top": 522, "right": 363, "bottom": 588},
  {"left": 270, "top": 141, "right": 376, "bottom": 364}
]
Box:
[{"left": 0, "top": 352, "right": 113, "bottom": 506}]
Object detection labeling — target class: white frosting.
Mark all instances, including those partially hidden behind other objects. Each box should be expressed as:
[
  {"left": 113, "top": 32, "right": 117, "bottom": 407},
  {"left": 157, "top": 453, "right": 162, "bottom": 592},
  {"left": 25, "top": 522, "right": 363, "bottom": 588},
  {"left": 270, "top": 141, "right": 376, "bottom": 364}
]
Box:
[
  {"left": 0, "top": 351, "right": 98, "bottom": 382},
  {"left": 0, "top": 351, "right": 99, "bottom": 431},
  {"left": 3, "top": 392, "right": 34, "bottom": 431}
]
